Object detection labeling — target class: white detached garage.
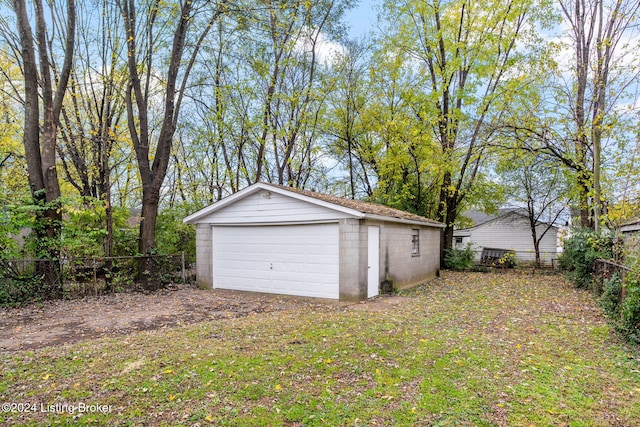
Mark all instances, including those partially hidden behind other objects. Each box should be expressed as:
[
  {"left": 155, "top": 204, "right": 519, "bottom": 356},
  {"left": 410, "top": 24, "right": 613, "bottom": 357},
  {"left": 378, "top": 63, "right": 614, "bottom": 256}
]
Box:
[{"left": 183, "top": 183, "right": 443, "bottom": 301}]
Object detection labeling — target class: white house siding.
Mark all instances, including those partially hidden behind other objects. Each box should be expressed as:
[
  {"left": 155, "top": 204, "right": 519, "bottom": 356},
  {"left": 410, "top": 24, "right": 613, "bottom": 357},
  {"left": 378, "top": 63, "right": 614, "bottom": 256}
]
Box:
[
  {"left": 455, "top": 214, "right": 558, "bottom": 266},
  {"left": 197, "top": 190, "right": 347, "bottom": 224},
  {"left": 621, "top": 220, "right": 640, "bottom": 254}
]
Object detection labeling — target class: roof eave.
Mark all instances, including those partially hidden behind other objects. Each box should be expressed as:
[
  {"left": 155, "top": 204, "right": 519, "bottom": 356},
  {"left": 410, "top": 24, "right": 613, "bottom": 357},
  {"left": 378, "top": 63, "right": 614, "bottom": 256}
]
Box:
[
  {"left": 364, "top": 213, "right": 445, "bottom": 228},
  {"left": 621, "top": 224, "right": 640, "bottom": 233},
  {"left": 183, "top": 182, "right": 366, "bottom": 224}
]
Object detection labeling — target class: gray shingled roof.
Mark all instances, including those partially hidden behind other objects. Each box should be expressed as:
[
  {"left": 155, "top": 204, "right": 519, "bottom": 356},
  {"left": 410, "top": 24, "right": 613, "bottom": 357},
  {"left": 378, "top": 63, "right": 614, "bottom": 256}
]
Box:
[
  {"left": 265, "top": 183, "right": 443, "bottom": 226},
  {"left": 463, "top": 210, "right": 496, "bottom": 226},
  {"left": 460, "top": 208, "right": 531, "bottom": 228}
]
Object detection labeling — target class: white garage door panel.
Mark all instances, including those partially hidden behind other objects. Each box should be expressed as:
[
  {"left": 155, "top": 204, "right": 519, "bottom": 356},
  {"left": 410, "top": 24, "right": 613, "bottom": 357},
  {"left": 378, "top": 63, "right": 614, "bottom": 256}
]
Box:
[{"left": 213, "top": 224, "right": 339, "bottom": 299}]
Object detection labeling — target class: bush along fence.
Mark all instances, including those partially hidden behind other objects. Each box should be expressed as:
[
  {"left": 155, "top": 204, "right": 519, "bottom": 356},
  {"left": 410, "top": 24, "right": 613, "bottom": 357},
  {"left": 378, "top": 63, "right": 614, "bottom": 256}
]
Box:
[
  {"left": 592, "top": 259, "right": 631, "bottom": 296},
  {"left": 0, "top": 254, "right": 191, "bottom": 306},
  {"left": 559, "top": 228, "right": 639, "bottom": 345},
  {"left": 593, "top": 260, "right": 640, "bottom": 345},
  {"left": 443, "top": 245, "right": 551, "bottom": 271}
]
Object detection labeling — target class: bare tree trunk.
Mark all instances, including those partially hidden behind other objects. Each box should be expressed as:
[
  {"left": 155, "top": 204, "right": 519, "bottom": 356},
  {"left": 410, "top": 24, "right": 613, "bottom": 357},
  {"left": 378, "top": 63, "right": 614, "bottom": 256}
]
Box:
[
  {"left": 118, "top": 0, "right": 224, "bottom": 285},
  {"left": 559, "top": 0, "right": 638, "bottom": 230},
  {"left": 13, "top": 0, "right": 75, "bottom": 298}
]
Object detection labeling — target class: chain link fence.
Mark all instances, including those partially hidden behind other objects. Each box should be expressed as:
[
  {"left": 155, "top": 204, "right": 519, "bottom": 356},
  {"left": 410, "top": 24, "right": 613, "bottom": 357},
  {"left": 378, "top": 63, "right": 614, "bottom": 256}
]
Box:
[{"left": 0, "top": 254, "right": 191, "bottom": 305}]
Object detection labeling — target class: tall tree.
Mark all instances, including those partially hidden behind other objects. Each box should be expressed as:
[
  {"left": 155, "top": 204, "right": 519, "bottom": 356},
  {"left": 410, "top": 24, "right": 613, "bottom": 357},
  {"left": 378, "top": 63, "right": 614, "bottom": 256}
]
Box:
[
  {"left": 558, "top": 0, "right": 640, "bottom": 230},
  {"left": 116, "top": 0, "right": 226, "bottom": 276},
  {"left": 363, "top": 45, "right": 441, "bottom": 216},
  {"left": 172, "top": 0, "right": 354, "bottom": 201},
  {"left": 244, "top": 0, "right": 350, "bottom": 187},
  {"left": 10, "top": 0, "right": 75, "bottom": 296},
  {"left": 496, "top": 0, "right": 640, "bottom": 230},
  {"left": 325, "top": 39, "right": 375, "bottom": 199},
  {"left": 56, "top": 0, "right": 128, "bottom": 257},
  {"left": 382, "top": 0, "right": 549, "bottom": 254}
]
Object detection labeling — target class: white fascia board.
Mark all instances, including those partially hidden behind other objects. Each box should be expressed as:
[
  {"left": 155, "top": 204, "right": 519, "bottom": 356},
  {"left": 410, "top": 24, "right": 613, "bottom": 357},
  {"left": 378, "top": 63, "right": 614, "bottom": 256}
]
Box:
[
  {"left": 364, "top": 214, "right": 445, "bottom": 228},
  {"left": 452, "top": 225, "right": 478, "bottom": 233}
]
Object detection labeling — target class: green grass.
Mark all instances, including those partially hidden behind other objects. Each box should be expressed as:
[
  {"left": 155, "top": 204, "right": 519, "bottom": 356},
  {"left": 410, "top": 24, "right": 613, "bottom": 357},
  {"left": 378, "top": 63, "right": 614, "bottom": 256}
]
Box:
[{"left": 1, "top": 271, "right": 639, "bottom": 426}]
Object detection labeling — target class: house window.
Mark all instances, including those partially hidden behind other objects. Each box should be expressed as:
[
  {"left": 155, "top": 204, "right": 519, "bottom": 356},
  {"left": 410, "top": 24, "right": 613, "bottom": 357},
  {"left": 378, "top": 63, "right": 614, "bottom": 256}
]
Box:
[
  {"left": 455, "top": 237, "right": 464, "bottom": 248},
  {"left": 411, "top": 229, "right": 420, "bottom": 256}
]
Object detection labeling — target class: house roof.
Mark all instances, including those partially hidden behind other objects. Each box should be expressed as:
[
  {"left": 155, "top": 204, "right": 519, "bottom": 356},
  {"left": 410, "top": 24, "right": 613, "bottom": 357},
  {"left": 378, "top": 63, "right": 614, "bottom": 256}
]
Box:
[
  {"left": 458, "top": 208, "right": 557, "bottom": 230},
  {"left": 184, "top": 182, "right": 444, "bottom": 227},
  {"left": 463, "top": 210, "right": 499, "bottom": 227}
]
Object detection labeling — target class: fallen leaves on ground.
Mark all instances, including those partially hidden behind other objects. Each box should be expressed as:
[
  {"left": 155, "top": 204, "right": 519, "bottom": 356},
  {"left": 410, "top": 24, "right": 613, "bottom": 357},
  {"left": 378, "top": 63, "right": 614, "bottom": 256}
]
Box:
[{"left": 1, "top": 271, "right": 639, "bottom": 427}]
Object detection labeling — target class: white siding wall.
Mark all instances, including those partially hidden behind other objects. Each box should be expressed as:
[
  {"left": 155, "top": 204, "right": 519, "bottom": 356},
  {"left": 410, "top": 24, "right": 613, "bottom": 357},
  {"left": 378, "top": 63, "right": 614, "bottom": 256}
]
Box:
[
  {"left": 456, "top": 214, "right": 558, "bottom": 265},
  {"left": 198, "top": 190, "right": 348, "bottom": 224}
]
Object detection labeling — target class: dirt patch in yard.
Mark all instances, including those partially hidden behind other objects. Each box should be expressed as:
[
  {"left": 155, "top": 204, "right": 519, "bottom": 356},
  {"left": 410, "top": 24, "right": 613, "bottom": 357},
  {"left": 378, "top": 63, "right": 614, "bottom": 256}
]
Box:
[
  {"left": 0, "top": 285, "right": 332, "bottom": 352},
  {"left": 0, "top": 285, "right": 406, "bottom": 353}
]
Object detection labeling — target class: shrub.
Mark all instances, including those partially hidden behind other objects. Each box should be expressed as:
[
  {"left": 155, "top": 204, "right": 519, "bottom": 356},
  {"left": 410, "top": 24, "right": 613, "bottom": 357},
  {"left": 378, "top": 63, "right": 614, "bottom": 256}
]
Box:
[
  {"left": 0, "top": 260, "right": 44, "bottom": 306},
  {"left": 600, "top": 269, "right": 640, "bottom": 345},
  {"left": 600, "top": 273, "right": 623, "bottom": 320},
  {"left": 444, "top": 245, "right": 475, "bottom": 271},
  {"left": 496, "top": 251, "right": 517, "bottom": 268},
  {"left": 621, "top": 269, "right": 640, "bottom": 344},
  {"left": 155, "top": 209, "right": 196, "bottom": 264},
  {"left": 558, "top": 228, "right": 616, "bottom": 289},
  {"left": 61, "top": 198, "right": 138, "bottom": 258}
]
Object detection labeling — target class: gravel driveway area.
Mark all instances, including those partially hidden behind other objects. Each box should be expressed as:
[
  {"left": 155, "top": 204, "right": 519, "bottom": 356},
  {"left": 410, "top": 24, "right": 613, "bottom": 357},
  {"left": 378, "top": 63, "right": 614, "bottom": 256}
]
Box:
[{"left": 0, "top": 284, "right": 354, "bottom": 353}]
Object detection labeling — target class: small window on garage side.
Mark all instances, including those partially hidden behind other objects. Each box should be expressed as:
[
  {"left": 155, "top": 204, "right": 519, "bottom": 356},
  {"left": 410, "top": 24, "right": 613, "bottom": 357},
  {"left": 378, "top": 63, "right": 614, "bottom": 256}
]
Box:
[
  {"left": 411, "top": 229, "right": 420, "bottom": 256},
  {"left": 455, "top": 237, "right": 463, "bottom": 248}
]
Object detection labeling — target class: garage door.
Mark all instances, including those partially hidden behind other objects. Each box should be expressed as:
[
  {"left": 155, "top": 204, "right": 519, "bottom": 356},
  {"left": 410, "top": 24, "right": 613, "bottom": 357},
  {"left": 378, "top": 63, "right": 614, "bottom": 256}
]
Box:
[{"left": 213, "top": 223, "right": 340, "bottom": 299}]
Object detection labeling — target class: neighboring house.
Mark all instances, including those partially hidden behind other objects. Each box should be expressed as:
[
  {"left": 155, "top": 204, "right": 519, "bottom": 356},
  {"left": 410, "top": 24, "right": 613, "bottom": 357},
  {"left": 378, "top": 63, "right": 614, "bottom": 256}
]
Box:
[
  {"left": 620, "top": 218, "right": 640, "bottom": 253},
  {"left": 183, "top": 182, "right": 444, "bottom": 301},
  {"left": 453, "top": 209, "right": 559, "bottom": 266}
]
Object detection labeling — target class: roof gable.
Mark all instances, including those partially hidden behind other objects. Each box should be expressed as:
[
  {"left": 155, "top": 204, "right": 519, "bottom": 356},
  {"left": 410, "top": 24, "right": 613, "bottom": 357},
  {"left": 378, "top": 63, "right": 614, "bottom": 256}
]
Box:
[{"left": 184, "top": 182, "right": 443, "bottom": 227}]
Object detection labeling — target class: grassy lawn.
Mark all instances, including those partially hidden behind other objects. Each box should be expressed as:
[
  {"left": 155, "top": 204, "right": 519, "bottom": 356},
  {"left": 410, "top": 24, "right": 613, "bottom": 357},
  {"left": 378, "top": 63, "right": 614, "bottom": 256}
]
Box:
[{"left": 1, "top": 271, "right": 639, "bottom": 426}]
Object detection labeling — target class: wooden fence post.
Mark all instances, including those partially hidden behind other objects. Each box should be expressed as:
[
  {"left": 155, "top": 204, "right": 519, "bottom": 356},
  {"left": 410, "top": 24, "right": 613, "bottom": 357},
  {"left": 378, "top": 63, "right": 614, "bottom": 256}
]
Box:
[{"left": 181, "top": 252, "right": 186, "bottom": 284}]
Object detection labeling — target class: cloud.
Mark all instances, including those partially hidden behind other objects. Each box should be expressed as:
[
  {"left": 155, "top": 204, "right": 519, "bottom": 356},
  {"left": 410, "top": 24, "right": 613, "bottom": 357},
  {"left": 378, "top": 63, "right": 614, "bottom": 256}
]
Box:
[{"left": 295, "top": 27, "right": 346, "bottom": 66}]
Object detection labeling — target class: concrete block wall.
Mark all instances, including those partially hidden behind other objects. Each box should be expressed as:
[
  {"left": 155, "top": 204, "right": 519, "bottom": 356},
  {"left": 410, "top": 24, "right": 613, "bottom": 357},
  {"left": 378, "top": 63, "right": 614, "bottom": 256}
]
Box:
[
  {"left": 194, "top": 218, "right": 440, "bottom": 299},
  {"left": 339, "top": 218, "right": 366, "bottom": 301},
  {"left": 195, "top": 224, "right": 213, "bottom": 289},
  {"left": 378, "top": 223, "right": 440, "bottom": 290}
]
